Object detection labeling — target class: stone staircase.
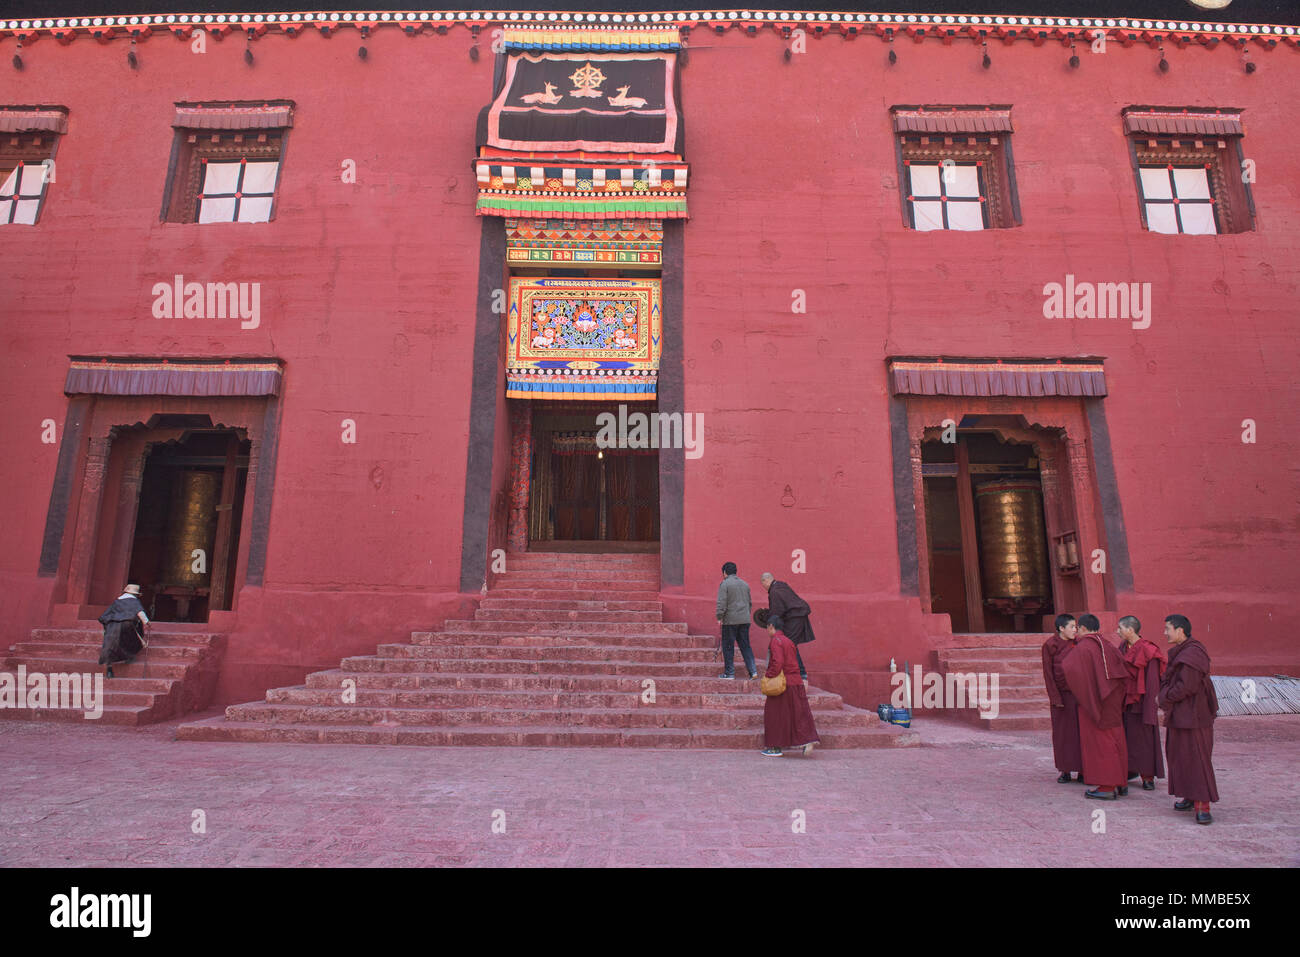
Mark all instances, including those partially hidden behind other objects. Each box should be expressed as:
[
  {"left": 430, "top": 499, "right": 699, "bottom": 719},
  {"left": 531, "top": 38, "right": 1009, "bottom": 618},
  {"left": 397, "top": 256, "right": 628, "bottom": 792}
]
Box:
[
  {"left": 932, "top": 632, "right": 1051, "bottom": 731},
  {"left": 1, "top": 626, "right": 227, "bottom": 726},
  {"left": 178, "top": 552, "right": 915, "bottom": 749}
]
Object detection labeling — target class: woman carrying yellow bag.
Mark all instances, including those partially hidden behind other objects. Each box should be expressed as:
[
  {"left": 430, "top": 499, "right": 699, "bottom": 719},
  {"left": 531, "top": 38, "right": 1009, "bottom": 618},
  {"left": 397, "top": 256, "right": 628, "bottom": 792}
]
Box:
[{"left": 757, "top": 613, "right": 820, "bottom": 757}]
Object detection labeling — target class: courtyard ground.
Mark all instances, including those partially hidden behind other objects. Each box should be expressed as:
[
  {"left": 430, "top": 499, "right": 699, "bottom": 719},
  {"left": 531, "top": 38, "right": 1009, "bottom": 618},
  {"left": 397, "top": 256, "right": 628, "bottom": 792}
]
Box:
[{"left": 1, "top": 710, "right": 1295, "bottom": 868}]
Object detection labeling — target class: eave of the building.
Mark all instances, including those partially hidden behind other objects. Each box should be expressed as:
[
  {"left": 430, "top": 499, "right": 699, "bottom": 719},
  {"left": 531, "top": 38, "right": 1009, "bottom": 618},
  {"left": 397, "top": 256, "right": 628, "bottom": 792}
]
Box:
[{"left": 1, "top": 9, "right": 1297, "bottom": 47}]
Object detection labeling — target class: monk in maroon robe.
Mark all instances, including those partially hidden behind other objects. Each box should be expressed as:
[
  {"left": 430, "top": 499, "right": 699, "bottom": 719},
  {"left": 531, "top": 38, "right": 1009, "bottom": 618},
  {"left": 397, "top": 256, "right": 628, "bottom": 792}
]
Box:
[
  {"left": 1041, "top": 614, "right": 1083, "bottom": 783},
  {"left": 1158, "top": 614, "right": 1219, "bottom": 825},
  {"left": 1118, "top": 615, "right": 1166, "bottom": 789},
  {"left": 1062, "top": 615, "right": 1129, "bottom": 800}
]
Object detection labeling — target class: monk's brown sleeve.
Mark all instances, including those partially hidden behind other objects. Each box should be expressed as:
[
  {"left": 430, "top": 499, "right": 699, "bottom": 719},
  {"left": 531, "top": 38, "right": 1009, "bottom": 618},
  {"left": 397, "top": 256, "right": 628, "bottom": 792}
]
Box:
[
  {"left": 768, "top": 587, "right": 789, "bottom": 620},
  {"left": 1160, "top": 665, "right": 1192, "bottom": 707},
  {"left": 1042, "top": 642, "right": 1063, "bottom": 708}
]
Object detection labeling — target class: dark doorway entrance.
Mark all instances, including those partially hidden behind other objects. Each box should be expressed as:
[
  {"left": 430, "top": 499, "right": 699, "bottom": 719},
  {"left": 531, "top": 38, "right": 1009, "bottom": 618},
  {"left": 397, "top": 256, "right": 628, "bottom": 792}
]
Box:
[
  {"left": 528, "top": 404, "right": 660, "bottom": 547},
  {"left": 127, "top": 429, "right": 249, "bottom": 622},
  {"left": 922, "top": 424, "right": 1059, "bottom": 633}
]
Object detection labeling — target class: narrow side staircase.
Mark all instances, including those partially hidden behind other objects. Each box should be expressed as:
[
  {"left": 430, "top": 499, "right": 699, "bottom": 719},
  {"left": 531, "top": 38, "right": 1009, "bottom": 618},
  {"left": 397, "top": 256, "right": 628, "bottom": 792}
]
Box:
[
  {"left": 2, "top": 626, "right": 226, "bottom": 726},
  {"left": 178, "top": 553, "right": 916, "bottom": 749}
]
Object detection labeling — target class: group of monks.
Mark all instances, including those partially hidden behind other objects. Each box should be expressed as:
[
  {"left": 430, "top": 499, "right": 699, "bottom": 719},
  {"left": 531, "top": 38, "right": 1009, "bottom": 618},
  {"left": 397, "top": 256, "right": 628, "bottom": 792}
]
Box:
[{"left": 1042, "top": 613, "right": 1220, "bottom": 825}]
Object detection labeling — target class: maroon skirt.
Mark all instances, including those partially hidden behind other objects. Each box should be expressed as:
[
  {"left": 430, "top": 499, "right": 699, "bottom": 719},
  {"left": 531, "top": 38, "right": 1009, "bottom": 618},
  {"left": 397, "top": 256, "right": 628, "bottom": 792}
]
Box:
[
  {"left": 1050, "top": 691, "right": 1083, "bottom": 773},
  {"left": 1123, "top": 704, "right": 1165, "bottom": 779},
  {"left": 764, "top": 685, "right": 820, "bottom": 749},
  {"left": 1166, "top": 725, "right": 1219, "bottom": 803}
]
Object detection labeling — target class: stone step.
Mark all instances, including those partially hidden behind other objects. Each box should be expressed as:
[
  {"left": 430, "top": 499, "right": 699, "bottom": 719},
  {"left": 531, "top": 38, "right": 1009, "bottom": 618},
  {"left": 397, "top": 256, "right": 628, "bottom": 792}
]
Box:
[
  {"left": 497, "top": 565, "right": 660, "bottom": 578},
  {"left": 303, "top": 671, "right": 780, "bottom": 695},
  {"left": 338, "top": 656, "right": 720, "bottom": 676},
  {"left": 909, "top": 699, "right": 1048, "bottom": 718},
  {"left": 492, "top": 575, "right": 661, "bottom": 589},
  {"left": 177, "top": 719, "right": 915, "bottom": 749},
  {"left": 27, "top": 628, "right": 224, "bottom": 644},
  {"left": 960, "top": 712, "right": 1053, "bottom": 731},
  {"left": 933, "top": 654, "right": 1041, "bottom": 673},
  {"left": 373, "top": 643, "right": 718, "bottom": 664},
  {"left": 268, "top": 686, "right": 848, "bottom": 710},
  {"left": 411, "top": 631, "right": 714, "bottom": 649},
  {"left": 442, "top": 619, "right": 689, "bottom": 636},
  {"left": 4, "top": 656, "right": 192, "bottom": 680},
  {"left": 224, "top": 701, "right": 883, "bottom": 731},
  {"left": 945, "top": 632, "right": 1053, "bottom": 649},
  {"left": 0, "top": 703, "right": 154, "bottom": 726},
  {"left": 479, "top": 597, "right": 664, "bottom": 612},
  {"left": 487, "top": 587, "right": 663, "bottom": 602},
  {"left": 8, "top": 641, "right": 208, "bottom": 660},
  {"left": 504, "top": 554, "right": 661, "bottom": 568},
  {"left": 473, "top": 608, "right": 664, "bottom": 623}
]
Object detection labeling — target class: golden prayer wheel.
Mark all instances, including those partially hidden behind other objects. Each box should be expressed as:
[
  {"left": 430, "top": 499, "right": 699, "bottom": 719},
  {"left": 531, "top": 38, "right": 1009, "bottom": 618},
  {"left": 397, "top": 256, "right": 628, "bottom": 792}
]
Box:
[
  {"left": 975, "top": 480, "right": 1049, "bottom": 601},
  {"left": 162, "top": 470, "right": 220, "bottom": 587}
]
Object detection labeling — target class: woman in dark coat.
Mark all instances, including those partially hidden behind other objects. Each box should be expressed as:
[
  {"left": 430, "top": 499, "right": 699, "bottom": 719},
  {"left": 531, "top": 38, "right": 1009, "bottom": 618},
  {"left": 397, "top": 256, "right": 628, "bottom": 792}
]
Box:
[
  {"left": 98, "top": 583, "right": 149, "bottom": 678},
  {"left": 759, "top": 615, "right": 820, "bottom": 757}
]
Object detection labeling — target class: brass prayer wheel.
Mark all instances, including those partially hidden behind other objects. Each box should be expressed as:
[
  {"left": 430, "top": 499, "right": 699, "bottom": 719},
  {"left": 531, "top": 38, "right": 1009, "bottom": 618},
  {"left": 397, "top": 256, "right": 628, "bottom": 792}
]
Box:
[
  {"left": 162, "top": 470, "right": 220, "bottom": 586},
  {"left": 975, "top": 480, "right": 1049, "bottom": 600}
]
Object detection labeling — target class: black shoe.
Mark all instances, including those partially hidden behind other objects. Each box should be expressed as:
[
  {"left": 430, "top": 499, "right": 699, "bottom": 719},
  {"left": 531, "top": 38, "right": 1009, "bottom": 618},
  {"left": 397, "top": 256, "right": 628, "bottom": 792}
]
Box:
[
  {"left": 1085, "top": 788, "right": 1118, "bottom": 800},
  {"left": 1117, "top": 786, "right": 1129, "bottom": 796},
  {"left": 1057, "top": 772, "right": 1073, "bottom": 784},
  {"left": 1142, "top": 780, "right": 1155, "bottom": 791},
  {"left": 1174, "top": 798, "right": 1194, "bottom": 811},
  {"left": 106, "top": 666, "right": 114, "bottom": 679},
  {"left": 1075, "top": 776, "right": 1088, "bottom": 784},
  {"left": 717, "top": 673, "right": 735, "bottom": 680},
  {"left": 1196, "top": 811, "right": 1213, "bottom": 825}
]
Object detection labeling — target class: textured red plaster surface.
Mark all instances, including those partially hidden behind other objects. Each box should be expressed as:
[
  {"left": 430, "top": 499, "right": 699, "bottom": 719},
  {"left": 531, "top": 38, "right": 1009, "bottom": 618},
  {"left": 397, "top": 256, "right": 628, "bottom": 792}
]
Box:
[{"left": 0, "top": 29, "right": 1296, "bottom": 707}]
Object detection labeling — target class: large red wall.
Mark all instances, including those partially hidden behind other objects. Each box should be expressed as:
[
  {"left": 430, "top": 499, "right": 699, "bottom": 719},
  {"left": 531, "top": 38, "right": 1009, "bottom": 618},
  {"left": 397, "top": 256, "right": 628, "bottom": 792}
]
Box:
[{"left": 2, "top": 23, "right": 1297, "bottom": 708}]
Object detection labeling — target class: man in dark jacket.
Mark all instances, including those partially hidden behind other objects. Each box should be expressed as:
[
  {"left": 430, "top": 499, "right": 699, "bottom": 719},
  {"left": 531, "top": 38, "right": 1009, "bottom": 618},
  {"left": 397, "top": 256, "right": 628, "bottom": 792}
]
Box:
[
  {"left": 715, "top": 562, "right": 757, "bottom": 680},
  {"left": 760, "top": 573, "right": 815, "bottom": 681},
  {"left": 1158, "top": 614, "right": 1219, "bottom": 825}
]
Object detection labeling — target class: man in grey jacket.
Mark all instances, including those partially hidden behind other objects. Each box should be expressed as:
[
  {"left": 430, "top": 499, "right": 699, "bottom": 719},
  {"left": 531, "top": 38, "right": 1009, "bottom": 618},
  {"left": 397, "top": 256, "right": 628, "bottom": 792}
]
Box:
[{"left": 716, "top": 562, "right": 757, "bottom": 679}]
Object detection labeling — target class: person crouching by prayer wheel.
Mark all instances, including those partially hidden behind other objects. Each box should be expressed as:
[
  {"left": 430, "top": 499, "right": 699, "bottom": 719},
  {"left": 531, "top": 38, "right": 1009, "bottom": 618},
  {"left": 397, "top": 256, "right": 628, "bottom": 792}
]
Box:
[
  {"left": 1117, "top": 615, "right": 1167, "bottom": 791},
  {"left": 1062, "top": 614, "right": 1129, "bottom": 800},
  {"left": 1158, "top": 614, "right": 1219, "bottom": 825},
  {"left": 1042, "top": 614, "right": 1084, "bottom": 784},
  {"left": 759, "top": 614, "right": 820, "bottom": 757},
  {"left": 98, "top": 583, "right": 149, "bottom": 679}
]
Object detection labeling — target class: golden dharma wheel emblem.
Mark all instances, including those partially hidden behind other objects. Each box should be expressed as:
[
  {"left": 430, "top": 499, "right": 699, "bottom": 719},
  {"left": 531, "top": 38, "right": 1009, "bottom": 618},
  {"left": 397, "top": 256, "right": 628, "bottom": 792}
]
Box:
[{"left": 1184, "top": 0, "right": 1233, "bottom": 10}]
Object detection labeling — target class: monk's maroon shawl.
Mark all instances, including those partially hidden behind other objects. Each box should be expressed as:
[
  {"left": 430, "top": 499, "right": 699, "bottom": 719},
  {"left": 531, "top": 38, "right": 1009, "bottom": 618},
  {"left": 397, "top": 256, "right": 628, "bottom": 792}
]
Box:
[
  {"left": 1063, "top": 633, "right": 1128, "bottom": 728},
  {"left": 1123, "top": 636, "right": 1167, "bottom": 708}
]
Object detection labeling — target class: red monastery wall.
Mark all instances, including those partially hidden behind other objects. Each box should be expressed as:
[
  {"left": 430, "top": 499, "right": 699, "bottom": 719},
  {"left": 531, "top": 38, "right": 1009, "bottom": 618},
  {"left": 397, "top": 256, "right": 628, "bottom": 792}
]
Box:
[
  {"left": 1, "top": 16, "right": 1297, "bottom": 708},
  {"left": 668, "top": 28, "right": 1300, "bottom": 689}
]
